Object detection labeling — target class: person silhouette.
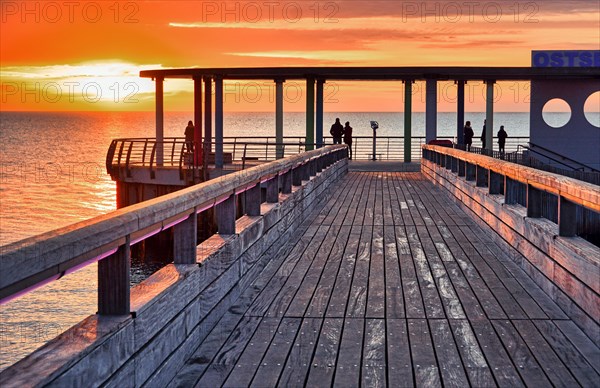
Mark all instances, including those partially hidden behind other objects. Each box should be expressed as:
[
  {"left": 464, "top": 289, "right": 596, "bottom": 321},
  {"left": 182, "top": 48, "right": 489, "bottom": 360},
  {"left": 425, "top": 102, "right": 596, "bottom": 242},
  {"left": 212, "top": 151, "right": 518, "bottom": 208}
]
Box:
[
  {"left": 463, "top": 121, "right": 474, "bottom": 151},
  {"left": 497, "top": 125, "right": 508, "bottom": 154},
  {"left": 330, "top": 118, "right": 344, "bottom": 144},
  {"left": 343, "top": 121, "right": 353, "bottom": 159},
  {"left": 481, "top": 119, "right": 487, "bottom": 149},
  {"left": 185, "top": 120, "right": 194, "bottom": 153}
]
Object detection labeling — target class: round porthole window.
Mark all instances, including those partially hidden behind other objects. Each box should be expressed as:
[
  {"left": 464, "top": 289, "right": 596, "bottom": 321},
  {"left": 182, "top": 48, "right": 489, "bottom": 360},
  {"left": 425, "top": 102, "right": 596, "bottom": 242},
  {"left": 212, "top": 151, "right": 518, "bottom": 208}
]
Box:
[
  {"left": 583, "top": 91, "right": 600, "bottom": 128},
  {"left": 542, "top": 98, "right": 571, "bottom": 128}
]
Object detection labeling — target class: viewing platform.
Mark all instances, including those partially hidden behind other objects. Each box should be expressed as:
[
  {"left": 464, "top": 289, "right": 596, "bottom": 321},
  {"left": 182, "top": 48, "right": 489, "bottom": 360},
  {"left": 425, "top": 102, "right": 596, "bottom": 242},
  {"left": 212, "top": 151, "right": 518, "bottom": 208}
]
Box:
[{"left": 1, "top": 145, "right": 598, "bottom": 387}]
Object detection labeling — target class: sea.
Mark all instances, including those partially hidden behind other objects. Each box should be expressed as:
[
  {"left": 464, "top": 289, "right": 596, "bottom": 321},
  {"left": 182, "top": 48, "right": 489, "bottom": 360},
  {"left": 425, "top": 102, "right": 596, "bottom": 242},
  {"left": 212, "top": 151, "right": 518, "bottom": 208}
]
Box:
[{"left": 0, "top": 110, "right": 532, "bottom": 370}]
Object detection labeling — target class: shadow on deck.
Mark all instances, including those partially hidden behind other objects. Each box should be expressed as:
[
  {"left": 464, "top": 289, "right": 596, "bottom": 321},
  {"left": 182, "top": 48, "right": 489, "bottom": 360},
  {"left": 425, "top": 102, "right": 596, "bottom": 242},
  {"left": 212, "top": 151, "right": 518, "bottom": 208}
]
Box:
[{"left": 172, "top": 172, "right": 600, "bottom": 387}]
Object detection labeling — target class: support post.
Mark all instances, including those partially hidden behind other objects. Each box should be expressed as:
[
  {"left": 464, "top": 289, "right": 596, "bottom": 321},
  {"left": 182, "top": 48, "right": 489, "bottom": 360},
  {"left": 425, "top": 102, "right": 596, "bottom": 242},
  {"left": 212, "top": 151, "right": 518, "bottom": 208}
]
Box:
[
  {"left": 98, "top": 237, "right": 130, "bottom": 315},
  {"left": 446, "top": 154, "right": 452, "bottom": 170},
  {"left": 489, "top": 171, "right": 504, "bottom": 194},
  {"left": 316, "top": 79, "right": 325, "bottom": 148},
  {"left": 292, "top": 165, "right": 302, "bottom": 186},
  {"left": 527, "top": 184, "right": 542, "bottom": 218},
  {"left": 306, "top": 77, "right": 315, "bottom": 150},
  {"left": 485, "top": 80, "right": 495, "bottom": 151},
  {"left": 275, "top": 79, "right": 284, "bottom": 158},
  {"left": 246, "top": 183, "right": 261, "bottom": 216},
  {"left": 173, "top": 214, "right": 197, "bottom": 264},
  {"left": 217, "top": 194, "right": 236, "bottom": 234},
  {"left": 465, "top": 163, "right": 476, "bottom": 181},
  {"left": 404, "top": 80, "right": 413, "bottom": 162},
  {"left": 193, "top": 76, "right": 203, "bottom": 169},
  {"left": 504, "top": 176, "right": 518, "bottom": 204},
  {"left": 558, "top": 196, "right": 577, "bottom": 237},
  {"left": 456, "top": 80, "right": 465, "bottom": 145},
  {"left": 215, "top": 76, "right": 224, "bottom": 168},
  {"left": 458, "top": 159, "right": 466, "bottom": 176},
  {"left": 266, "top": 176, "right": 279, "bottom": 203},
  {"left": 155, "top": 76, "right": 164, "bottom": 166},
  {"left": 203, "top": 76, "right": 212, "bottom": 179},
  {"left": 476, "top": 165, "right": 488, "bottom": 187},
  {"left": 425, "top": 78, "right": 437, "bottom": 143},
  {"left": 281, "top": 170, "right": 292, "bottom": 194}
]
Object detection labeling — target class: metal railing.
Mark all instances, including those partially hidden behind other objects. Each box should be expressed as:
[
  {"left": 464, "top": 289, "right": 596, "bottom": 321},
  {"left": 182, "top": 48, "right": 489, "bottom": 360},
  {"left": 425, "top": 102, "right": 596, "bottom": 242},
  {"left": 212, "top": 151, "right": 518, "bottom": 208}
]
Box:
[
  {"left": 106, "top": 137, "right": 200, "bottom": 180},
  {"left": 106, "top": 136, "right": 532, "bottom": 178}
]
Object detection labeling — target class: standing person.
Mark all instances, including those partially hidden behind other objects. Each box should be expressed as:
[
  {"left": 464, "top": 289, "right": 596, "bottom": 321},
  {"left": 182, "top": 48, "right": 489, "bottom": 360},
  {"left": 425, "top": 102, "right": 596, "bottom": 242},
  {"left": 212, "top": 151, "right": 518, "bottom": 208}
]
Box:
[
  {"left": 497, "top": 125, "right": 508, "bottom": 154},
  {"left": 184, "top": 120, "right": 194, "bottom": 153},
  {"left": 481, "top": 119, "right": 487, "bottom": 149},
  {"left": 463, "top": 121, "right": 474, "bottom": 151},
  {"left": 330, "top": 118, "right": 344, "bottom": 144},
  {"left": 343, "top": 121, "right": 353, "bottom": 159}
]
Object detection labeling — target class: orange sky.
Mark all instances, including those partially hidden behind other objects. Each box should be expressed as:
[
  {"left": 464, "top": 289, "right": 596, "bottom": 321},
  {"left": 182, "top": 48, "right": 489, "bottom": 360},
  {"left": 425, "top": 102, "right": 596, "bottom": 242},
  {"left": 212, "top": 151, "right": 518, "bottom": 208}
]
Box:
[{"left": 1, "top": 0, "right": 599, "bottom": 112}]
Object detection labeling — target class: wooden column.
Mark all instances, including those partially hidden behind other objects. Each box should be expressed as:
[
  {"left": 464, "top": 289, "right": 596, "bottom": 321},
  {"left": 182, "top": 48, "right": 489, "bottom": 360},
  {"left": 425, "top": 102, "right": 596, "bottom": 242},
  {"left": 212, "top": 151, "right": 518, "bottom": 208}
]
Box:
[
  {"left": 173, "top": 214, "right": 197, "bottom": 264},
  {"left": 215, "top": 76, "right": 224, "bottom": 168},
  {"left": 456, "top": 80, "right": 465, "bottom": 144},
  {"left": 485, "top": 80, "right": 495, "bottom": 151},
  {"left": 193, "top": 75, "right": 203, "bottom": 168},
  {"left": 203, "top": 76, "right": 212, "bottom": 179},
  {"left": 306, "top": 77, "right": 315, "bottom": 150},
  {"left": 316, "top": 79, "right": 324, "bottom": 148},
  {"left": 155, "top": 76, "right": 164, "bottom": 166},
  {"left": 404, "top": 80, "right": 413, "bottom": 163},
  {"left": 245, "top": 183, "right": 261, "bottom": 216},
  {"left": 98, "top": 237, "right": 130, "bottom": 315},
  {"left": 275, "top": 79, "right": 284, "bottom": 159},
  {"left": 425, "top": 78, "right": 437, "bottom": 143},
  {"left": 217, "top": 194, "right": 236, "bottom": 234},
  {"left": 559, "top": 196, "right": 577, "bottom": 237}
]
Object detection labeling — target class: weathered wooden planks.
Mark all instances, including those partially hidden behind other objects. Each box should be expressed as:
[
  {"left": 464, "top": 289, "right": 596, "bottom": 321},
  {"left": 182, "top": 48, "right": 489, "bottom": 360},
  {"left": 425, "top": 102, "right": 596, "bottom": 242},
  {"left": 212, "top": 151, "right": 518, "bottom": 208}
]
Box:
[{"left": 165, "top": 171, "right": 600, "bottom": 388}]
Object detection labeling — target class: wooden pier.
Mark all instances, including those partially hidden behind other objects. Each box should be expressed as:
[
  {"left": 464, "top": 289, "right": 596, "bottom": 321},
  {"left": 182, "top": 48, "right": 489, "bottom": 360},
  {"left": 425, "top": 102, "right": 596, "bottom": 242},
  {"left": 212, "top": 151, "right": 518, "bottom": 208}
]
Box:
[{"left": 170, "top": 171, "right": 599, "bottom": 387}]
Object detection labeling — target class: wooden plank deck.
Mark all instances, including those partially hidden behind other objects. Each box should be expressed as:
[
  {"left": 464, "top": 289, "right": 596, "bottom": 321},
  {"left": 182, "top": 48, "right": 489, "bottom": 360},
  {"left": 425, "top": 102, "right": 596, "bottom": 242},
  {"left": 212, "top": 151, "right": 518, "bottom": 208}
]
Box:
[{"left": 171, "top": 172, "right": 600, "bottom": 388}]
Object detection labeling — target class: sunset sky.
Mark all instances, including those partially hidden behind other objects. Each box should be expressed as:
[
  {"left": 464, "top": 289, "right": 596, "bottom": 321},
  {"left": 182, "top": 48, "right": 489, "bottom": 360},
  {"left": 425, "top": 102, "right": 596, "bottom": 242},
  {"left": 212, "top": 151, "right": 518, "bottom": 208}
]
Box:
[{"left": 1, "top": 0, "right": 599, "bottom": 111}]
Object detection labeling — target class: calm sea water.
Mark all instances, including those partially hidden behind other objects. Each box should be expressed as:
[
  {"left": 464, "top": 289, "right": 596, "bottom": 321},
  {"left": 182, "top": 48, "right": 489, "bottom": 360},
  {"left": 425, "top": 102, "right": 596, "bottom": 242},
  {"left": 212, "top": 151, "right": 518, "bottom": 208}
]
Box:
[{"left": 0, "top": 110, "right": 531, "bottom": 370}]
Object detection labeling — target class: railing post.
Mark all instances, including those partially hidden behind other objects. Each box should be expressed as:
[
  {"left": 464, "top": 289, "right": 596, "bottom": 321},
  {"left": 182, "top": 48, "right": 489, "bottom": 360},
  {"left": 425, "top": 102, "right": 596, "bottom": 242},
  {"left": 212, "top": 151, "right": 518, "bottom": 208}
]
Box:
[
  {"left": 292, "top": 164, "right": 303, "bottom": 186},
  {"left": 527, "top": 184, "right": 542, "bottom": 218},
  {"left": 173, "top": 213, "right": 197, "bottom": 264},
  {"left": 302, "top": 162, "right": 310, "bottom": 181},
  {"left": 446, "top": 155, "right": 452, "bottom": 170},
  {"left": 489, "top": 171, "right": 504, "bottom": 195},
  {"left": 98, "top": 236, "right": 130, "bottom": 315},
  {"left": 451, "top": 156, "right": 458, "bottom": 173},
  {"left": 465, "top": 162, "right": 476, "bottom": 181},
  {"left": 458, "top": 159, "right": 466, "bottom": 177},
  {"left": 476, "top": 165, "right": 488, "bottom": 187},
  {"left": 217, "top": 193, "right": 236, "bottom": 234},
  {"left": 281, "top": 170, "right": 292, "bottom": 194},
  {"left": 504, "top": 177, "right": 518, "bottom": 204},
  {"left": 266, "top": 176, "right": 279, "bottom": 203},
  {"left": 246, "top": 182, "right": 261, "bottom": 216},
  {"left": 558, "top": 196, "right": 577, "bottom": 237},
  {"left": 440, "top": 153, "right": 446, "bottom": 168}
]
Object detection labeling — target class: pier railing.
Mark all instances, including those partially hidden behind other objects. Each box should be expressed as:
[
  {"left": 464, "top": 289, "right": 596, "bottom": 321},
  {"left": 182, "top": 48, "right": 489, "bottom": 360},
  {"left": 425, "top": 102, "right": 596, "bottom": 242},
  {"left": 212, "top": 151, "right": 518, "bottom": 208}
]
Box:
[
  {"left": 106, "top": 137, "right": 200, "bottom": 180},
  {"left": 1, "top": 145, "right": 348, "bottom": 310},
  {"left": 422, "top": 144, "right": 600, "bottom": 244}
]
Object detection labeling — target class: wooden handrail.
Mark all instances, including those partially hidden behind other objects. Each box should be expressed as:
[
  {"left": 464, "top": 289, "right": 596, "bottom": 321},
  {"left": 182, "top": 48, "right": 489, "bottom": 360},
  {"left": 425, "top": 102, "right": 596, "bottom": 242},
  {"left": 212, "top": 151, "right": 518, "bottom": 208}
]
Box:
[
  {"left": 422, "top": 144, "right": 600, "bottom": 213},
  {"left": 0, "top": 145, "right": 347, "bottom": 305}
]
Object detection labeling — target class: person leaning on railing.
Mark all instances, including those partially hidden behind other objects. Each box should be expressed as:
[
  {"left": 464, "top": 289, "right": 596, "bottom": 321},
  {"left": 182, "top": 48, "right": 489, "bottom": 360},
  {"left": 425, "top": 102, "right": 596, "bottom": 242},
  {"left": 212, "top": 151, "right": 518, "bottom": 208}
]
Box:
[{"left": 185, "top": 120, "right": 194, "bottom": 153}]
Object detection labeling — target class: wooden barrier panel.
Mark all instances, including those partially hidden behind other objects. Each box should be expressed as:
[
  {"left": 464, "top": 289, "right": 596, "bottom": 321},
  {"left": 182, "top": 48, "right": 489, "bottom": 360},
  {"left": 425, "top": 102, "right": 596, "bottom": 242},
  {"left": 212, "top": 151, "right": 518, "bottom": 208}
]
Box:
[{"left": 421, "top": 147, "right": 600, "bottom": 346}]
